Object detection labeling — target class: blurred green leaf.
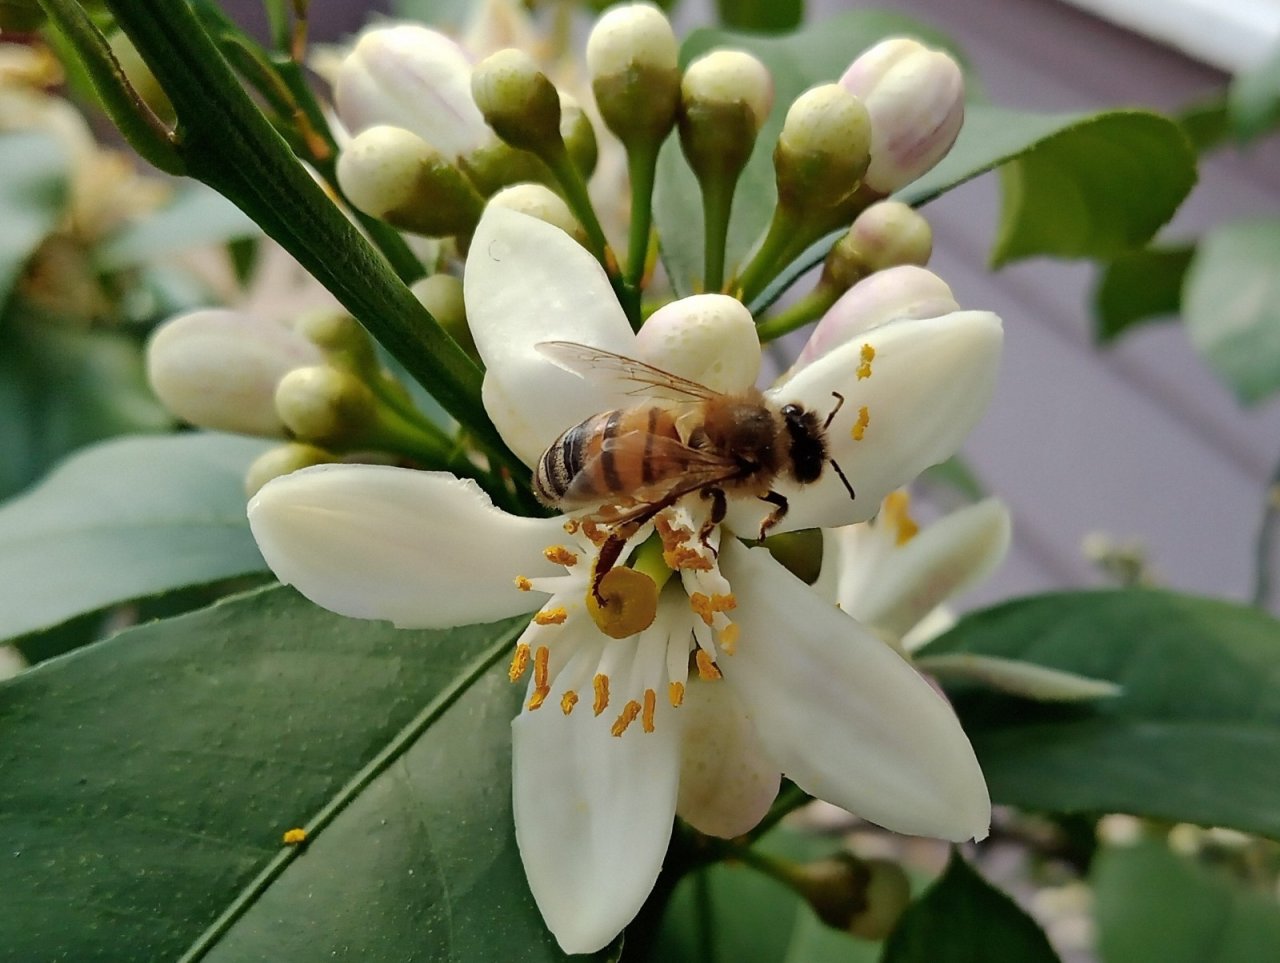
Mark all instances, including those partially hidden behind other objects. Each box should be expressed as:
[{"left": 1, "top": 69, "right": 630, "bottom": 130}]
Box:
[
  {"left": 881, "top": 851, "right": 1060, "bottom": 963},
  {"left": 1093, "top": 245, "right": 1193, "bottom": 343},
  {"left": 95, "top": 182, "right": 260, "bottom": 271},
  {"left": 391, "top": 0, "right": 476, "bottom": 29},
  {"left": 918, "top": 455, "right": 985, "bottom": 503},
  {"left": 0, "top": 432, "right": 268, "bottom": 645},
  {"left": 715, "top": 0, "right": 802, "bottom": 33},
  {"left": 1183, "top": 218, "right": 1280, "bottom": 404},
  {"left": 0, "top": 131, "right": 70, "bottom": 307},
  {"left": 0, "top": 317, "right": 173, "bottom": 498},
  {"left": 0, "top": 587, "right": 573, "bottom": 961},
  {"left": 1093, "top": 838, "right": 1280, "bottom": 963},
  {"left": 1177, "top": 99, "right": 1231, "bottom": 153},
  {"left": 920, "top": 590, "right": 1280, "bottom": 839},
  {"left": 1229, "top": 42, "right": 1280, "bottom": 144}
]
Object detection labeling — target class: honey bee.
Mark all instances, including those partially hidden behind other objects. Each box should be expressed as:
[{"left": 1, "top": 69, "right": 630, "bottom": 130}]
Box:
[{"left": 533, "top": 341, "right": 855, "bottom": 552}]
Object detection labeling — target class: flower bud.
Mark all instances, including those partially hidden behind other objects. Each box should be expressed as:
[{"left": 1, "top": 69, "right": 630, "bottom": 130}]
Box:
[
  {"left": 635, "top": 294, "right": 759, "bottom": 394},
  {"left": 244, "top": 443, "right": 335, "bottom": 497},
  {"left": 774, "top": 83, "right": 871, "bottom": 214},
  {"left": 336, "top": 125, "right": 485, "bottom": 237},
  {"left": 334, "top": 25, "right": 490, "bottom": 159},
  {"left": 587, "top": 2, "right": 680, "bottom": 149},
  {"left": 678, "top": 49, "right": 773, "bottom": 184},
  {"left": 460, "top": 139, "right": 552, "bottom": 196},
  {"left": 274, "top": 365, "right": 376, "bottom": 446},
  {"left": 560, "top": 93, "right": 599, "bottom": 178},
  {"left": 146, "top": 309, "right": 323, "bottom": 436},
  {"left": 791, "top": 266, "right": 958, "bottom": 372},
  {"left": 471, "top": 49, "right": 562, "bottom": 154},
  {"left": 293, "top": 310, "right": 379, "bottom": 375},
  {"left": 795, "top": 855, "right": 911, "bottom": 940},
  {"left": 836, "top": 200, "right": 933, "bottom": 278},
  {"left": 487, "top": 183, "right": 583, "bottom": 240},
  {"left": 840, "top": 38, "right": 964, "bottom": 194},
  {"left": 409, "top": 273, "right": 475, "bottom": 356}
]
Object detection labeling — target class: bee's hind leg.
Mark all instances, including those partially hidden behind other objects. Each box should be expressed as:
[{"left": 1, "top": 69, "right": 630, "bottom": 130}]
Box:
[
  {"left": 757, "top": 490, "right": 789, "bottom": 540},
  {"left": 699, "top": 487, "right": 727, "bottom": 544}
]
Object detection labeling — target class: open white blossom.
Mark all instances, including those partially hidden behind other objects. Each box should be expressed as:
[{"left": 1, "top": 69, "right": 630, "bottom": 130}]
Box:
[{"left": 248, "top": 207, "right": 1003, "bottom": 953}]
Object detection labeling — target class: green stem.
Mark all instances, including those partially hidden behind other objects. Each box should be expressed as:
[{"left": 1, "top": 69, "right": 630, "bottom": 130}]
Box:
[
  {"left": 100, "top": 0, "right": 527, "bottom": 490},
  {"left": 749, "top": 781, "right": 812, "bottom": 840},
  {"left": 699, "top": 171, "right": 735, "bottom": 294},
  {"left": 733, "top": 206, "right": 802, "bottom": 305},
  {"left": 624, "top": 141, "right": 658, "bottom": 289},
  {"left": 36, "top": 0, "right": 184, "bottom": 175},
  {"left": 755, "top": 283, "right": 841, "bottom": 342}
]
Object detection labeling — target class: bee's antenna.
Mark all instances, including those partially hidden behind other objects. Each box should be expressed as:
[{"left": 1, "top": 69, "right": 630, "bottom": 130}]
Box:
[
  {"left": 830, "top": 458, "right": 855, "bottom": 501},
  {"left": 824, "top": 391, "right": 846, "bottom": 429}
]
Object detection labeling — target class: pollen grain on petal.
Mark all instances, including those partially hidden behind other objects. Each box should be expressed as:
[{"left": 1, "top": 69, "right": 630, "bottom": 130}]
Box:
[
  {"left": 593, "top": 673, "right": 610, "bottom": 715},
  {"left": 514, "top": 575, "right": 533, "bottom": 591},
  {"left": 544, "top": 544, "right": 580, "bottom": 567},
  {"left": 560, "top": 690, "right": 579, "bottom": 715},
  {"left": 611, "top": 699, "right": 642, "bottom": 736},
  {"left": 718, "top": 621, "right": 740, "bottom": 655},
  {"left": 668, "top": 680, "right": 685, "bottom": 707},
  {"left": 851, "top": 405, "right": 870, "bottom": 441},
  {"left": 533, "top": 606, "right": 568, "bottom": 625},
  {"left": 508, "top": 643, "right": 531, "bottom": 682},
  {"left": 695, "top": 649, "right": 722, "bottom": 680},
  {"left": 642, "top": 688, "right": 657, "bottom": 733},
  {"left": 562, "top": 518, "right": 581, "bottom": 535},
  {"left": 857, "top": 342, "right": 875, "bottom": 380}
]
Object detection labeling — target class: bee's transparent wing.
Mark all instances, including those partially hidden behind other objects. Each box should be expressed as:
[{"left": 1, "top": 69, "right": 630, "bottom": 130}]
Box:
[{"left": 536, "top": 340, "right": 722, "bottom": 402}]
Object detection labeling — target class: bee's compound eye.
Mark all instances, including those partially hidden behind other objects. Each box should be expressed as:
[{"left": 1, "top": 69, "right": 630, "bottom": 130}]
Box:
[{"left": 781, "top": 403, "right": 802, "bottom": 418}]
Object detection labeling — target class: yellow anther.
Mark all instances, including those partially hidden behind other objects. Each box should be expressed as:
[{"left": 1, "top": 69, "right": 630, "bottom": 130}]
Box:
[
  {"left": 695, "top": 649, "right": 722, "bottom": 680},
  {"left": 586, "top": 566, "right": 659, "bottom": 639},
  {"left": 718, "top": 621, "right": 741, "bottom": 655},
  {"left": 562, "top": 518, "right": 581, "bottom": 534},
  {"left": 581, "top": 520, "right": 609, "bottom": 546},
  {"left": 593, "top": 673, "right": 610, "bottom": 715},
  {"left": 508, "top": 643, "right": 531, "bottom": 682},
  {"left": 560, "top": 690, "right": 579, "bottom": 715},
  {"left": 857, "top": 342, "right": 875, "bottom": 380},
  {"left": 533, "top": 645, "right": 550, "bottom": 689},
  {"left": 668, "top": 681, "right": 686, "bottom": 707},
  {"left": 611, "top": 700, "right": 642, "bottom": 736},
  {"left": 642, "top": 689, "right": 657, "bottom": 733},
  {"left": 664, "top": 546, "right": 713, "bottom": 571},
  {"left": 690, "top": 592, "right": 738, "bottom": 625},
  {"left": 851, "top": 405, "right": 870, "bottom": 441},
  {"left": 544, "top": 545, "right": 579, "bottom": 566},
  {"left": 282, "top": 828, "right": 308, "bottom": 845},
  {"left": 528, "top": 686, "right": 550, "bottom": 711},
  {"left": 533, "top": 607, "right": 568, "bottom": 625},
  {"left": 514, "top": 575, "right": 533, "bottom": 591},
  {"left": 882, "top": 490, "right": 919, "bottom": 546}
]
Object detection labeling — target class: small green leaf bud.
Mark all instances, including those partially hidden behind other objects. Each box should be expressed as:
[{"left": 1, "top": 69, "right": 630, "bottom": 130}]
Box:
[
  {"left": 487, "top": 183, "right": 584, "bottom": 241},
  {"left": 678, "top": 49, "right": 773, "bottom": 183},
  {"left": 560, "top": 92, "right": 599, "bottom": 179},
  {"left": 586, "top": 2, "right": 680, "bottom": 149},
  {"left": 471, "top": 48, "right": 562, "bottom": 154},
  {"left": 336, "top": 125, "right": 485, "bottom": 237},
  {"left": 146, "top": 309, "right": 323, "bottom": 437},
  {"left": 829, "top": 200, "right": 933, "bottom": 283},
  {"left": 274, "top": 365, "right": 377, "bottom": 446},
  {"left": 293, "top": 310, "right": 379, "bottom": 375},
  {"left": 409, "top": 273, "right": 475, "bottom": 357},
  {"left": 244, "top": 443, "right": 335, "bottom": 497},
  {"left": 840, "top": 38, "right": 964, "bottom": 194},
  {"left": 774, "top": 83, "right": 871, "bottom": 215},
  {"left": 793, "top": 854, "right": 911, "bottom": 941}
]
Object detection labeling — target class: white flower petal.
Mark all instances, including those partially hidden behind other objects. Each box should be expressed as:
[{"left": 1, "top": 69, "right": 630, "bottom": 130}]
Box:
[
  {"left": 465, "top": 206, "right": 636, "bottom": 465},
  {"left": 915, "top": 653, "right": 1123, "bottom": 702},
  {"left": 838, "top": 498, "right": 1011, "bottom": 640},
  {"left": 248, "top": 464, "right": 564, "bottom": 627},
  {"left": 512, "top": 702, "right": 681, "bottom": 954},
  {"left": 676, "top": 678, "right": 782, "bottom": 839},
  {"left": 725, "top": 311, "right": 1002, "bottom": 536},
  {"left": 717, "top": 538, "right": 990, "bottom": 842}
]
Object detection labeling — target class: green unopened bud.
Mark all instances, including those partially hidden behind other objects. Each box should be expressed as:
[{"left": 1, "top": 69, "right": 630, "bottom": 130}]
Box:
[
  {"left": 244, "top": 443, "right": 335, "bottom": 497},
  {"left": 460, "top": 139, "right": 552, "bottom": 196},
  {"left": 275, "top": 365, "right": 377, "bottom": 446},
  {"left": 487, "top": 183, "right": 584, "bottom": 240},
  {"left": 336, "top": 125, "right": 484, "bottom": 237},
  {"left": 560, "top": 93, "right": 599, "bottom": 178},
  {"left": 587, "top": 1, "right": 680, "bottom": 149},
  {"left": 409, "top": 273, "right": 475, "bottom": 356},
  {"left": 775, "top": 84, "right": 871, "bottom": 215},
  {"left": 678, "top": 49, "right": 773, "bottom": 184},
  {"left": 108, "top": 31, "right": 175, "bottom": 126},
  {"left": 794, "top": 855, "right": 911, "bottom": 941},
  {"left": 471, "top": 49, "right": 562, "bottom": 154},
  {"left": 293, "top": 310, "right": 379, "bottom": 375}
]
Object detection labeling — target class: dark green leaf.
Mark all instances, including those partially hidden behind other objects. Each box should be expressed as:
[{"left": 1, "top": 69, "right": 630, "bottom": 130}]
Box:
[
  {"left": 0, "top": 317, "right": 173, "bottom": 499},
  {"left": 919, "top": 590, "right": 1280, "bottom": 839},
  {"left": 1177, "top": 98, "right": 1231, "bottom": 153},
  {"left": 95, "top": 182, "right": 260, "bottom": 271},
  {"left": 0, "top": 587, "right": 570, "bottom": 961},
  {"left": 715, "top": 0, "right": 803, "bottom": 33},
  {"left": 0, "top": 130, "right": 70, "bottom": 307},
  {"left": 1229, "top": 42, "right": 1280, "bottom": 143},
  {"left": 881, "top": 851, "right": 1060, "bottom": 963},
  {"left": 1093, "top": 838, "right": 1280, "bottom": 963},
  {"left": 0, "top": 432, "right": 269, "bottom": 644},
  {"left": 1183, "top": 218, "right": 1280, "bottom": 404},
  {"left": 1093, "top": 245, "right": 1193, "bottom": 343}
]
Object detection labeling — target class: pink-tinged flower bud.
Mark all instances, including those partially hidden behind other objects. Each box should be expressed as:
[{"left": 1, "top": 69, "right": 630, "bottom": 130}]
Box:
[
  {"left": 334, "top": 25, "right": 491, "bottom": 159},
  {"left": 845, "top": 200, "right": 933, "bottom": 271},
  {"left": 791, "top": 265, "right": 958, "bottom": 373},
  {"left": 146, "top": 309, "right": 323, "bottom": 437},
  {"left": 587, "top": 2, "right": 680, "bottom": 149},
  {"left": 840, "top": 38, "right": 964, "bottom": 194}
]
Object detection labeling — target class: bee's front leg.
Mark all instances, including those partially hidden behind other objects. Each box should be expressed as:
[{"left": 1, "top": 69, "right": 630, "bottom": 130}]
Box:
[
  {"left": 757, "top": 490, "right": 789, "bottom": 540},
  {"left": 699, "top": 487, "right": 727, "bottom": 544}
]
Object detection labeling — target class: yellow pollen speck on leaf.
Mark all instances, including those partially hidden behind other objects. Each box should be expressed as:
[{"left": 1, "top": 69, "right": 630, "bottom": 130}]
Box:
[
  {"left": 533, "top": 607, "right": 568, "bottom": 625},
  {"left": 611, "top": 700, "right": 642, "bottom": 736},
  {"left": 718, "top": 621, "right": 741, "bottom": 654},
  {"left": 642, "top": 689, "right": 657, "bottom": 733},
  {"left": 593, "top": 673, "right": 610, "bottom": 715},
  {"left": 282, "top": 828, "right": 307, "bottom": 845},
  {"left": 668, "top": 681, "right": 685, "bottom": 707},
  {"left": 882, "top": 490, "right": 920, "bottom": 545},
  {"left": 514, "top": 575, "right": 533, "bottom": 591},
  {"left": 544, "top": 545, "right": 579, "bottom": 567},
  {"left": 857, "top": 343, "right": 875, "bottom": 380},
  {"left": 508, "top": 643, "right": 531, "bottom": 682},
  {"left": 851, "top": 406, "right": 870, "bottom": 441},
  {"left": 695, "top": 649, "right": 722, "bottom": 680},
  {"left": 560, "top": 690, "right": 579, "bottom": 715}
]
